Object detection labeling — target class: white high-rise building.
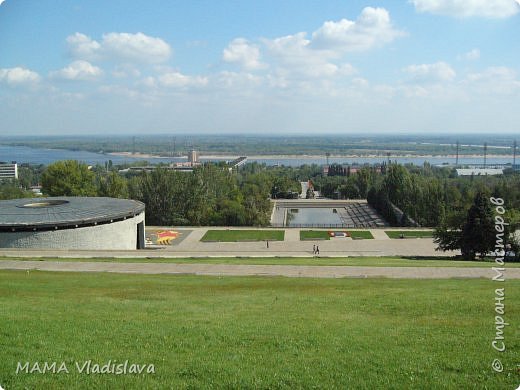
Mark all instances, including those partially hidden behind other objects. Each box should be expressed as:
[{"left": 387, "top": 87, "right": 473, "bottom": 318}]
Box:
[{"left": 0, "top": 162, "right": 18, "bottom": 180}]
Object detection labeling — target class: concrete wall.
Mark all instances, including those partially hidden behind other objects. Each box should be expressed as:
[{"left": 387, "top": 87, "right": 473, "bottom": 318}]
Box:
[{"left": 0, "top": 212, "right": 145, "bottom": 250}]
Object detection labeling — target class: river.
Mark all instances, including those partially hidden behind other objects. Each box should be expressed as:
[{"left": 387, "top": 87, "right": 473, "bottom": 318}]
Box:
[{"left": 0, "top": 144, "right": 515, "bottom": 167}]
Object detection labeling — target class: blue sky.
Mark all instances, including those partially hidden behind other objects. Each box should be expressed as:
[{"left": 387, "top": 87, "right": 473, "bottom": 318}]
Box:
[{"left": 1, "top": 0, "right": 519, "bottom": 135}]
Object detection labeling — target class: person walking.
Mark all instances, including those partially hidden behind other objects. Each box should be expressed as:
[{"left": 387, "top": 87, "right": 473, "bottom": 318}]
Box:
[
  {"left": 316, "top": 245, "right": 320, "bottom": 255},
  {"left": 312, "top": 244, "right": 316, "bottom": 255},
  {"left": 266, "top": 240, "right": 269, "bottom": 249}
]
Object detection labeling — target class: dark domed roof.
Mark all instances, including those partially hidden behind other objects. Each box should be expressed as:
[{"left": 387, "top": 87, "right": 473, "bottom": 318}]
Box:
[{"left": 0, "top": 197, "right": 144, "bottom": 231}]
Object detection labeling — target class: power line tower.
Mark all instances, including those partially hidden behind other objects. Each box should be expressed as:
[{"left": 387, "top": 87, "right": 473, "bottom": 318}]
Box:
[
  {"left": 325, "top": 152, "right": 330, "bottom": 166},
  {"left": 170, "top": 137, "right": 176, "bottom": 157},
  {"left": 513, "top": 140, "right": 517, "bottom": 170},
  {"left": 483, "top": 142, "right": 487, "bottom": 168},
  {"left": 132, "top": 136, "right": 136, "bottom": 155},
  {"left": 455, "top": 140, "right": 459, "bottom": 167}
]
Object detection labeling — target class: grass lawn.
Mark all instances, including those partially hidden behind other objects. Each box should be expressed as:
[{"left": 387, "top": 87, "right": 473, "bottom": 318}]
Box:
[
  {"left": 201, "top": 230, "right": 285, "bottom": 242},
  {"left": 0, "top": 271, "right": 517, "bottom": 389},
  {"left": 386, "top": 230, "right": 434, "bottom": 239},
  {"left": 299, "top": 230, "right": 330, "bottom": 240},
  {"left": 348, "top": 230, "right": 374, "bottom": 239},
  {"left": 2, "top": 256, "right": 520, "bottom": 267},
  {"left": 299, "top": 230, "right": 374, "bottom": 240}
]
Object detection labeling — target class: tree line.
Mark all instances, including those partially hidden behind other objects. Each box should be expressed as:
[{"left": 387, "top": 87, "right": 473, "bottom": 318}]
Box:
[{"left": 1, "top": 159, "right": 519, "bottom": 259}]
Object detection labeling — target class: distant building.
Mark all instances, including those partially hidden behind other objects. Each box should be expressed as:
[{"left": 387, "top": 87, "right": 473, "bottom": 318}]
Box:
[
  {"left": 30, "top": 186, "right": 43, "bottom": 196},
  {"left": 120, "top": 166, "right": 194, "bottom": 173},
  {"left": 0, "top": 162, "right": 18, "bottom": 180},
  {"left": 323, "top": 164, "right": 380, "bottom": 176},
  {"left": 456, "top": 168, "right": 503, "bottom": 176},
  {"left": 188, "top": 150, "right": 199, "bottom": 165}
]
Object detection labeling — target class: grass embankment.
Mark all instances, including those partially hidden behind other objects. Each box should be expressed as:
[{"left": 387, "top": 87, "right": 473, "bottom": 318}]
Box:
[
  {"left": 201, "top": 230, "right": 284, "bottom": 242},
  {"left": 0, "top": 271, "right": 517, "bottom": 389},
  {"left": 299, "top": 230, "right": 374, "bottom": 240},
  {"left": 2, "top": 256, "right": 519, "bottom": 267},
  {"left": 385, "top": 230, "right": 434, "bottom": 239}
]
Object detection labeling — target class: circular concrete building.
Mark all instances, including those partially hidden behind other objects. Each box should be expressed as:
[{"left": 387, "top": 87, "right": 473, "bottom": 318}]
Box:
[{"left": 0, "top": 197, "right": 145, "bottom": 250}]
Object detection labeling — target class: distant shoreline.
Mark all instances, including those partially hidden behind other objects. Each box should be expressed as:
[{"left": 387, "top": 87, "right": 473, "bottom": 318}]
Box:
[{"left": 108, "top": 151, "right": 511, "bottom": 160}]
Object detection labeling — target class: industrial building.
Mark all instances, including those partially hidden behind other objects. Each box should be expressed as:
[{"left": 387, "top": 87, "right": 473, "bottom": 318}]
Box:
[
  {"left": 0, "top": 162, "right": 18, "bottom": 180},
  {"left": 0, "top": 197, "right": 145, "bottom": 250},
  {"left": 455, "top": 168, "right": 504, "bottom": 176}
]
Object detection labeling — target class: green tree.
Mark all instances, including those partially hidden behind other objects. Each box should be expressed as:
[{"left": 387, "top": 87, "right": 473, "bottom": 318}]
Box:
[
  {"left": 98, "top": 171, "right": 129, "bottom": 198},
  {"left": 134, "top": 168, "right": 188, "bottom": 226},
  {"left": 0, "top": 182, "right": 33, "bottom": 200},
  {"left": 434, "top": 191, "right": 496, "bottom": 260},
  {"left": 460, "top": 192, "right": 495, "bottom": 259},
  {"left": 41, "top": 160, "right": 97, "bottom": 196}
]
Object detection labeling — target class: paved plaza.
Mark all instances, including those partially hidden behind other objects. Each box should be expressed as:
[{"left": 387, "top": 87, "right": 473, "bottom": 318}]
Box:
[{"left": 0, "top": 227, "right": 451, "bottom": 258}]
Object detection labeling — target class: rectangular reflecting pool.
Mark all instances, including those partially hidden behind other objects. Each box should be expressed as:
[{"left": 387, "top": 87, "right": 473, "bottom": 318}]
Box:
[{"left": 286, "top": 208, "right": 343, "bottom": 227}]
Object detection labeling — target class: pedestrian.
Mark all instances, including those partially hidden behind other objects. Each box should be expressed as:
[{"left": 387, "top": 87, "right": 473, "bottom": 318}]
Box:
[
  {"left": 266, "top": 240, "right": 269, "bottom": 249},
  {"left": 316, "top": 245, "right": 320, "bottom": 255},
  {"left": 313, "top": 244, "right": 316, "bottom": 255}
]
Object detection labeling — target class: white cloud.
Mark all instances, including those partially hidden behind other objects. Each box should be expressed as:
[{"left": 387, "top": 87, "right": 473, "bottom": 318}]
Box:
[
  {"left": 0, "top": 67, "right": 40, "bottom": 85},
  {"left": 465, "top": 66, "right": 519, "bottom": 89},
  {"left": 263, "top": 33, "right": 357, "bottom": 79},
  {"left": 67, "top": 32, "right": 172, "bottom": 64},
  {"left": 410, "top": 0, "right": 520, "bottom": 18},
  {"left": 460, "top": 48, "right": 480, "bottom": 60},
  {"left": 257, "top": 8, "right": 398, "bottom": 81},
  {"left": 112, "top": 64, "right": 141, "bottom": 78},
  {"left": 465, "top": 67, "right": 520, "bottom": 95},
  {"left": 50, "top": 60, "right": 103, "bottom": 81},
  {"left": 103, "top": 32, "right": 171, "bottom": 63},
  {"left": 216, "top": 71, "right": 263, "bottom": 89},
  {"left": 67, "top": 33, "right": 102, "bottom": 61},
  {"left": 157, "top": 71, "right": 208, "bottom": 88},
  {"left": 467, "top": 66, "right": 516, "bottom": 82},
  {"left": 338, "top": 64, "right": 357, "bottom": 76},
  {"left": 403, "top": 61, "right": 456, "bottom": 82},
  {"left": 311, "top": 7, "right": 405, "bottom": 51},
  {"left": 222, "top": 38, "right": 266, "bottom": 70},
  {"left": 0, "top": 0, "right": 7, "bottom": 6}
]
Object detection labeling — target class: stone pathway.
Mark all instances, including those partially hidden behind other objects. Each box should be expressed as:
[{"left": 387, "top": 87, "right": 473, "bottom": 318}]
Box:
[
  {"left": 284, "top": 229, "right": 300, "bottom": 241},
  {"left": 370, "top": 230, "right": 391, "bottom": 240},
  {"left": 1, "top": 260, "right": 518, "bottom": 279}
]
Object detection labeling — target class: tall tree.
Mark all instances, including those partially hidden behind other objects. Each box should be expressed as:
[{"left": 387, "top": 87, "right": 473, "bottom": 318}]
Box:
[
  {"left": 460, "top": 192, "right": 495, "bottom": 259},
  {"left": 98, "top": 171, "right": 129, "bottom": 198},
  {"left": 434, "top": 191, "right": 496, "bottom": 260},
  {"left": 41, "top": 160, "right": 97, "bottom": 196}
]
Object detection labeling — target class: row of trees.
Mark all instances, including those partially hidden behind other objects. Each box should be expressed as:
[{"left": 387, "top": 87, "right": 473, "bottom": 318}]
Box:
[{"left": 36, "top": 160, "right": 283, "bottom": 226}]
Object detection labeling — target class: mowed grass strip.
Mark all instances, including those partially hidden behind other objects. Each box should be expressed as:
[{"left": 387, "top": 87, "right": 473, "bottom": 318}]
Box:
[
  {"left": 0, "top": 271, "right": 517, "bottom": 389},
  {"left": 348, "top": 230, "right": 374, "bottom": 239},
  {"left": 299, "top": 230, "right": 330, "bottom": 240},
  {"left": 299, "top": 230, "right": 374, "bottom": 240},
  {"left": 3, "top": 256, "right": 520, "bottom": 267},
  {"left": 385, "top": 230, "right": 434, "bottom": 239},
  {"left": 201, "top": 229, "right": 284, "bottom": 242}
]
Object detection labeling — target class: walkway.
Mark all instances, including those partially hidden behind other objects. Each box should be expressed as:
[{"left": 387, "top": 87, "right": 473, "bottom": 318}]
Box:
[
  {"left": 0, "top": 227, "right": 452, "bottom": 258},
  {"left": 1, "top": 260, "right": 518, "bottom": 279}
]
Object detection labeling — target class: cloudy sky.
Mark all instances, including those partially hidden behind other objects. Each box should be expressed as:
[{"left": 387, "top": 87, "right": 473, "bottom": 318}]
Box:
[{"left": 1, "top": 0, "right": 519, "bottom": 135}]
